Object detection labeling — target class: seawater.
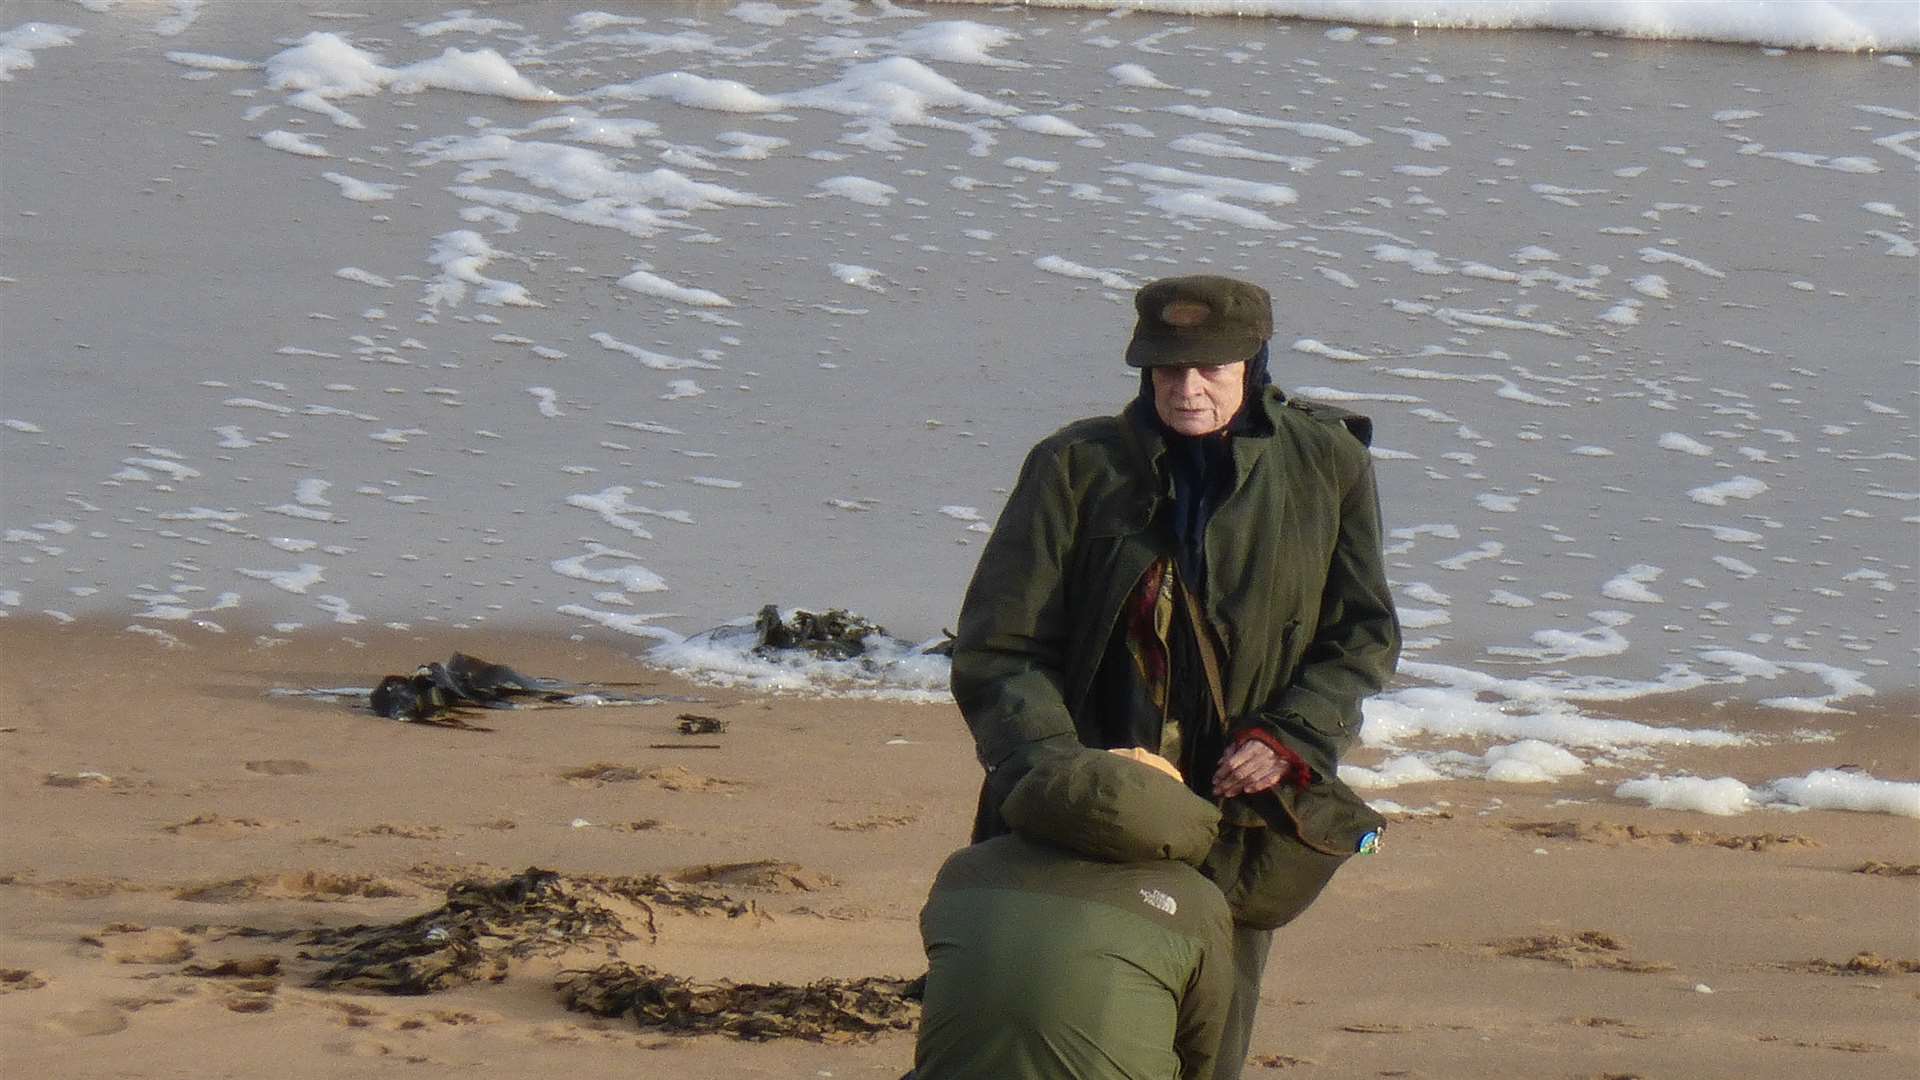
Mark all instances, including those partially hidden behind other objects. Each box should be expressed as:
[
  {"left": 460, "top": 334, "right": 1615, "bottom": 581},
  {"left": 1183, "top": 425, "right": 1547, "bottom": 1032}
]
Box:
[{"left": 2, "top": 3, "right": 1914, "bottom": 747}]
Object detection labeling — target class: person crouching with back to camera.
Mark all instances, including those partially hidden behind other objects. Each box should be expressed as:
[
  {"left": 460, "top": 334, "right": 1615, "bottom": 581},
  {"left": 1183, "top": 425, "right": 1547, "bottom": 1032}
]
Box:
[{"left": 915, "top": 747, "right": 1232, "bottom": 1080}]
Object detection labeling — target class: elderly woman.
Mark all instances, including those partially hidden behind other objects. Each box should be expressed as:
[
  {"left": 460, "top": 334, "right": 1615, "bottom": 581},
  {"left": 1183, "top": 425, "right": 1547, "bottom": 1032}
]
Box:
[{"left": 951, "top": 275, "right": 1400, "bottom": 1079}]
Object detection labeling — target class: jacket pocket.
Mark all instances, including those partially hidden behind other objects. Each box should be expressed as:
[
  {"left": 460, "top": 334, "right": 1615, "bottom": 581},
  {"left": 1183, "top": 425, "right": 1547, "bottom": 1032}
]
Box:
[
  {"left": 1202, "top": 820, "right": 1348, "bottom": 930},
  {"left": 1219, "top": 772, "right": 1383, "bottom": 855},
  {"left": 1269, "top": 774, "right": 1385, "bottom": 855},
  {"left": 1205, "top": 775, "right": 1385, "bottom": 929}
]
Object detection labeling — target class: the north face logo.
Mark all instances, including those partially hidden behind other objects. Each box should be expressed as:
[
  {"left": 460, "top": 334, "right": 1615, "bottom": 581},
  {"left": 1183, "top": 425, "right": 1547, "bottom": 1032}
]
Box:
[{"left": 1139, "top": 888, "right": 1177, "bottom": 915}]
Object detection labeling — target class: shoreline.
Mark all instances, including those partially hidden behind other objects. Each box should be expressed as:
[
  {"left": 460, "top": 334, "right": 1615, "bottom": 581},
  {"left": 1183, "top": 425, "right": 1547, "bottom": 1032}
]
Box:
[
  {"left": 4, "top": 611, "right": 1910, "bottom": 725},
  {"left": 4, "top": 615, "right": 1913, "bottom": 803},
  {"left": 920, "top": 0, "right": 1920, "bottom": 53}
]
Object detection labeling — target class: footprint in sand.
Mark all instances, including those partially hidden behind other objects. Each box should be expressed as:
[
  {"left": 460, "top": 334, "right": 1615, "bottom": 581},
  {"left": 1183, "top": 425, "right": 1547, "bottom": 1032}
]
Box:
[
  {"left": 670, "top": 860, "right": 837, "bottom": 894},
  {"left": 0, "top": 968, "right": 48, "bottom": 993},
  {"left": 387, "top": 1008, "right": 499, "bottom": 1031},
  {"left": 1572, "top": 1015, "right": 1657, "bottom": 1040},
  {"left": 605, "top": 819, "right": 664, "bottom": 832},
  {"left": 561, "top": 762, "right": 649, "bottom": 785},
  {"left": 162, "top": 814, "right": 279, "bottom": 838},
  {"left": 175, "top": 870, "right": 413, "bottom": 904},
  {"left": 181, "top": 956, "right": 282, "bottom": 978},
  {"left": 827, "top": 809, "right": 920, "bottom": 832},
  {"left": 1490, "top": 930, "right": 1674, "bottom": 973},
  {"left": 26, "top": 877, "right": 141, "bottom": 900},
  {"left": 175, "top": 878, "right": 278, "bottom": 904},
  {"left": 110, "top": 993, "right": 186, "bottom": 1014},
  {"left": 245, "top": 759, "right": 314, "bottom": 775},
  {"left": 334, "top": 1039, "right": 431, "bottom": 1063},
  {"left": 323, "top": 1000, "right": 383, "bottom": 1028},
  {"left": 171, "top": 959, "right": 285, "bottom": 1015},
  {"left": 561, "top": 762, "right": 740, "bottom": 793},
  {"left": 399, "top": 862, "right": 515, "bottom": 891},
  {"left": 94, "top": 927, "right": 196, "bottom": 965},
  {"left": 352, "top": 823, "right": 446, "bottom": 840},
  {"left": 528, "top": 1021, "right": 645, "bottom": 1045},
  {"left": 644, "top": 765, "right": 741, "bottom": 793},
  {"left": 38, "top": 1007, "right": 129, "bottom": 1037}
]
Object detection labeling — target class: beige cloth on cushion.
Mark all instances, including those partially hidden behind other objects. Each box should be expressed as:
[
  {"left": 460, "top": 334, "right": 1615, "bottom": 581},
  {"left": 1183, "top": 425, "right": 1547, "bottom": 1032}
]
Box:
[{"left": 1107, "top": 746, "right": 1183, "bottom": 783}]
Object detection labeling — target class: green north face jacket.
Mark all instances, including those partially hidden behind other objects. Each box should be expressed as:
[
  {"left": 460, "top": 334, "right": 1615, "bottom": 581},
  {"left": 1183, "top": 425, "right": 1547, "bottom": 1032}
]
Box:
[
  {"left": 916, "top": 750, "right": 1234, "bottom": 1080},
  {"left": 952, "top": 388, "right": 1400, "bottom": 927}
]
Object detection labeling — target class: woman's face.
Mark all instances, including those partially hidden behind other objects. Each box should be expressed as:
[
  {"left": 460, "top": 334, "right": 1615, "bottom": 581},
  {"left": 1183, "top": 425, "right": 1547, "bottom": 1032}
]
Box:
[{"left": 1151, "top": 361, "right": 1246, "bottom": 436}]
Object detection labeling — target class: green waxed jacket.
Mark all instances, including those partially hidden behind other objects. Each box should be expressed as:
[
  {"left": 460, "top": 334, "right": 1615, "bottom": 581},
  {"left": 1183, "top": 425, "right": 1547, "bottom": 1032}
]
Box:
[
  {"left": 917, "top": 750, "right": 1234, "bottom": 1080},
  {"left": 953, "top": 387, "right": 1400, "bottom": 926}
]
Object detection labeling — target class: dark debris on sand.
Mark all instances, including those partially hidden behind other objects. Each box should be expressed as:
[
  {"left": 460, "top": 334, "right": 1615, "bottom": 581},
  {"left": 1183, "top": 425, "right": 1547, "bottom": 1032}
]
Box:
[
  {"left": 557, "top": 961, "right": 919, "bottom": 1042},
  {"left": 0, "top": 968, "right": 48, "bottom": 993},
  {"left": 303, "top": 867, "right": 755, "bottom": 995},
  {"left": 366, "top": 653, "right": 663, "bottom": 728},
  {"left": 1492, "top": 930, "right": 1675, "bottom": 973},
  {"left": 143, "top": 868, "right": 920, "bottom": 1044},
  {"left": 1786, "top": 952, "right": 1920, "bottom": 976},
  {"left": 1854, "top": 860, "right": 1920, "bottom": 877},
  {"left": 752, "top": 605, "right": 887, "bottom": 660},
  {"left": 677, "top": 713, "right": 728, "bottom": 735}
]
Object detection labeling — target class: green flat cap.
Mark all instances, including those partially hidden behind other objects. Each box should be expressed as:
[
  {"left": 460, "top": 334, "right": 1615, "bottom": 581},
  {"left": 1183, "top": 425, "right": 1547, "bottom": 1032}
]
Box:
[{"left": 1125, "top": 274, "right": 1273, "bottom": 368}]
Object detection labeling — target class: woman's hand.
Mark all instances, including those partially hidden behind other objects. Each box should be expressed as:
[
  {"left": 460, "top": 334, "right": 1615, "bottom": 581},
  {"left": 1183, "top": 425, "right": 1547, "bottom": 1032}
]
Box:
[{"left": 1211, "top": 739, "right": 1291, "bottom": 798}]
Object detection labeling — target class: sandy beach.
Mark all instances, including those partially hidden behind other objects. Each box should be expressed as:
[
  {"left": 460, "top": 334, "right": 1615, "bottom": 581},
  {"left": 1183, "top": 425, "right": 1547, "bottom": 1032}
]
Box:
[{"left": 1, "top": 618, "right": 1914, "bottom": 1079}]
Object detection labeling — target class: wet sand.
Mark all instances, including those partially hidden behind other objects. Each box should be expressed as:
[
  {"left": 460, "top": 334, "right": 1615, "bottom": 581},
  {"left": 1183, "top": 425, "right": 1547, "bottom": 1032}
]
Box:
[{"left": 1, "top": 620, "right": 1913, "bottom": 1079}]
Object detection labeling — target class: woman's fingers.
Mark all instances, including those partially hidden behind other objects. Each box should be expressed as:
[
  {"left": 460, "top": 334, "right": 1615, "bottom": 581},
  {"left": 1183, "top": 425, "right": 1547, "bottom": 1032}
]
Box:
[{"left": 1212, "top": 740, "right": 1289, "bottom": 796}]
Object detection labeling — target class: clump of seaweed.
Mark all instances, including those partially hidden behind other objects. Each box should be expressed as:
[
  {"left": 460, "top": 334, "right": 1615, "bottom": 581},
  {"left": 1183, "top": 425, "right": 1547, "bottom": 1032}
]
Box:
[
  {"left": 304, "top": 867, "right": 754, "bottom": 994},
  {"left": 367, "top": 653, "right": 659, "bottom": 727},
  {"left": 558, "top": 961, "right": 919, "bottom": 1042},
  {"left": 752, "top": 606, "right": 886, "bottom": 660}
]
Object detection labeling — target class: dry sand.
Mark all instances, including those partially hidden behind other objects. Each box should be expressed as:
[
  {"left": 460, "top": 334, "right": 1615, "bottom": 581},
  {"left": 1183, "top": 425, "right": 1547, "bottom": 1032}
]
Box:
[{"left": 1, "top": 620, "right": 1914, "bottom": 1079}]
